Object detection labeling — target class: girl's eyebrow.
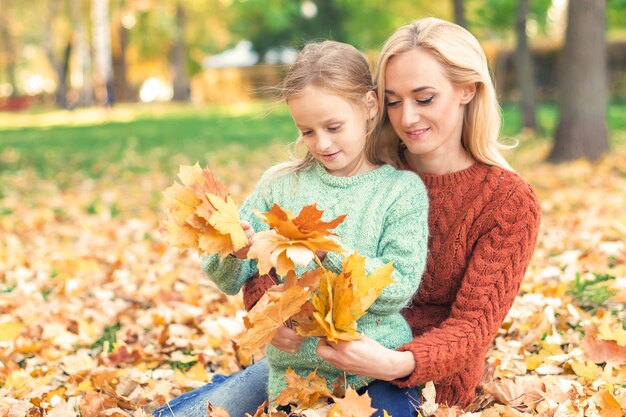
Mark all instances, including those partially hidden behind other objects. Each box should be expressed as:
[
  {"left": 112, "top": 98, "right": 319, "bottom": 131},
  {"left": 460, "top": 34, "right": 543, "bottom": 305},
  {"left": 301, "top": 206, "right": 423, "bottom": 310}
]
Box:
[{"left": 385, "top": 86, "right": 435, "bottom": 94}]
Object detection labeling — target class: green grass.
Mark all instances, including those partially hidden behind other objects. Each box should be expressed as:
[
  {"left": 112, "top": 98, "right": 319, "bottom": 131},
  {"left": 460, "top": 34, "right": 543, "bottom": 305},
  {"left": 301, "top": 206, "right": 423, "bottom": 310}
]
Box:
[
  {"left": 0, "top": 103, "right": 296, "bottom": 180},
  {"left": 1, "top": 102, "right": 625, "bottom": 181}
]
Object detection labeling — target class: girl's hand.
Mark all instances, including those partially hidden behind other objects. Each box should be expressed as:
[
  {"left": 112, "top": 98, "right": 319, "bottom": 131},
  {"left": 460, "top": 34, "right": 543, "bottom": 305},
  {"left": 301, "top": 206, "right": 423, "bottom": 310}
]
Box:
[
  {"left": 232, "top": 221, "right": 254, "bottom": 259},
  {"left": 316, "top": 336, "right": 416, "bottom": 381},
  {"left": 270, "top": 325, "right": 305, "bottom": 354}
]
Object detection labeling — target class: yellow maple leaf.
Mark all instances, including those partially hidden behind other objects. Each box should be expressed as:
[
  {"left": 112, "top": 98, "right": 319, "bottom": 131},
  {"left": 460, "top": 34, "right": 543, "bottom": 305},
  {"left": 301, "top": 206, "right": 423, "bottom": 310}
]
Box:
[
  {"left": 329, "top": 387, "right": 377, "bottom": 417},
  {"left": 0, "top": 322, "right": 23, "bottom": 342},
  {"left": 161, "top": 164, "right": 248, "bottom": 258},
  {"left": 297, "top": 253, "right": 394, "bottom": 342},
  {"left": 597, "top": 317, "right": 626, "bottom": 347},
  {"left": 274, "top": 368, "right": 333, "bottom": 409},
  {"left": 249, "top": 204, "right": 345, "bottom": 276},
  {"left": 570, "top": 360, "right": 602, "bottom": 380},
  {"left": 237, "top": 276, "right": 313, "bottom": 353}
]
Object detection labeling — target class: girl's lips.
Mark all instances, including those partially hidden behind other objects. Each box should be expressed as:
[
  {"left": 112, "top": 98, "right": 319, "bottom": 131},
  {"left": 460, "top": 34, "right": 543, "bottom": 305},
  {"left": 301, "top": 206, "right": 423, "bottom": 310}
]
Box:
[
  {"left": 320, "top": 151, "right": 340, "bottom": 161},
  {"left": 405, "top": 127, "right": 430, "bottom": 140}
]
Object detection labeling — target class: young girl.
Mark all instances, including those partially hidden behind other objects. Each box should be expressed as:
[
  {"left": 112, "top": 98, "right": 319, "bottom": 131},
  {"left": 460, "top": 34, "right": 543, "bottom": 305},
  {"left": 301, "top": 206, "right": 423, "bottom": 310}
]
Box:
[{"left": 155, "top": 40, "right": 428, "bottom": 416}]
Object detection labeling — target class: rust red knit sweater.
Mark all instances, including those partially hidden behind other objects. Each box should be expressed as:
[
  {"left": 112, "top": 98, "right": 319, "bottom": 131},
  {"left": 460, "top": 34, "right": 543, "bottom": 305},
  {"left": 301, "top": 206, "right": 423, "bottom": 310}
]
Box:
[{"left": 243, "top": 163, "right": 541, "bottom": 408}]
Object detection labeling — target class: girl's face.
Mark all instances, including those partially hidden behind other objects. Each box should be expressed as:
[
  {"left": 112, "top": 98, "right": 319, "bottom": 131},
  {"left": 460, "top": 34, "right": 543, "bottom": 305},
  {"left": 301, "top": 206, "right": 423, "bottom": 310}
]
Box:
[
  {"left": 288, "top": 85, "right": 378, "bottom": 177},
  {"left": 383, "top": 48, "right": 475, "bottom": 165}
]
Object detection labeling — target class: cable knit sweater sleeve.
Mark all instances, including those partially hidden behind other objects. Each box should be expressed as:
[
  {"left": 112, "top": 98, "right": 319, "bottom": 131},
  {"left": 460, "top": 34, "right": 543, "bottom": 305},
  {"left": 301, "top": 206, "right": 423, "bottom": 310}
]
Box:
[
  {"left": 201, "top": 170, "right": 276, "bottom": 295},
  {"left": 393, "top": 180, "right": 540, "bottom": 387}
]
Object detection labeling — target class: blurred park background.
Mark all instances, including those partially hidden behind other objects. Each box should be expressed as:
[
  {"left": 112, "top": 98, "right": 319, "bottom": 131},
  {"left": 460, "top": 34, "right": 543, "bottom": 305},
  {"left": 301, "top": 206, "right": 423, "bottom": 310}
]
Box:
[{"left": 1, "top": 0, "right": 626, "bottom": 415}]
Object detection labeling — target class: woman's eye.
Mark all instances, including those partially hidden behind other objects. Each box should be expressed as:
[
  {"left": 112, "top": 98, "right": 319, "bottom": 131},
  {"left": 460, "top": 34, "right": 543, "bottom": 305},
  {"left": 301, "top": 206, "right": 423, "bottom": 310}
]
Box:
[
  {"left": 328, "top": 125, "right": 342, "bottom": 132},
  {"left": 385, "top": 100, "right": 400, "bottom": 108},
  {"left": 417, "top": 96, "right": 435, "bottom": 105}
]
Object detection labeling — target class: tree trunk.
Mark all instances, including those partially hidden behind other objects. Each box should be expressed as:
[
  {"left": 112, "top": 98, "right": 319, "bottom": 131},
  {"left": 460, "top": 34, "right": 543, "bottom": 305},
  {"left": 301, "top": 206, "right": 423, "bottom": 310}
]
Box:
[
  {"left": 71, "top": 0, "right": 94, "bottom": 106},
  {"left": 548, "top": 0, "right": 609, "bottom": 162},
  {"left": 170, "top": 1, "right": 189, "bottom": 101},
  {"left": 92, "top": 0, "right": 115, "bottom": 106},
  {"left": 112, "top": 18, "right": 130, "bottom": 102},
  {"left": 44, "top": 0, "right": 69, "bottom": 108},
  {"left": 0, "top": 0, "right": 18, "bottom": 95},
  {"left": 515, "top": 0, "right": 537, "bottom": 130},
  {"left": 453, "top": 0, "right": 467, "bottom": 28}
]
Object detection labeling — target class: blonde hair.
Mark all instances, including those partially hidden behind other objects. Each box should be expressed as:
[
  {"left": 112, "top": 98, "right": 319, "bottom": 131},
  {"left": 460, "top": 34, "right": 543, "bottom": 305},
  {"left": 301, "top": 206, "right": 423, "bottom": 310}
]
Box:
[
  {"left": 373, "top": 17, "right": 513, "bottom": 171},
  {"left": 278, "top": 40, "right": 383, "bottom": 173}
]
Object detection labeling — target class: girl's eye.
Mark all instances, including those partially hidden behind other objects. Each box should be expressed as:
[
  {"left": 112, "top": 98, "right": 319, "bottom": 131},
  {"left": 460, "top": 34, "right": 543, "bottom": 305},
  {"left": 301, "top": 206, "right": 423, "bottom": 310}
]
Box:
[
  {"left": 301, "top": 130, "right": 313, "bottom": 137},
  {"left": 417, "top": 96, "right": 435, "bottom": 105},
  {"left": 385, "top": 100, "right": 400, "bottom": 108},
  {"left": 328, "top": 125, "right": 342, "bottom": 132}
]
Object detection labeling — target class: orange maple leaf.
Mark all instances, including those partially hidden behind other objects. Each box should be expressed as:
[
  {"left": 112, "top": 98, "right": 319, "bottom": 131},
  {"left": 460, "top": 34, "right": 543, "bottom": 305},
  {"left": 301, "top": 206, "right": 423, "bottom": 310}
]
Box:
[
  {"left": 274, "top": 368, "right": 333, "bottom": 409},
  {"left": 237, "top": 271, "right": 313, "bottom": 353},
  {"left": 248, "top": 204, "right": 345, "bottom": 276},
  {"left": 161, "top": 163, "right": 247, "bottom": 258},
  {"left": 296, "top": 253, "right": 394, "bottom": 342},
  {"left": 329, "top": 387, "right": 377, "bottom": 417}
]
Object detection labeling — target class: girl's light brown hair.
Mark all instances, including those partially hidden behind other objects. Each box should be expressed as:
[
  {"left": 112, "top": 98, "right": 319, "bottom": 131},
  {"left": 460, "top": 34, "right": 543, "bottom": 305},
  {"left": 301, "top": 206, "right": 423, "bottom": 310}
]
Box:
[
  {"left": 373, "top": 17, "right": 513, "bottom": 171},
  {"left": 277, "top": 40, "right": 383, "bottom": 173}
]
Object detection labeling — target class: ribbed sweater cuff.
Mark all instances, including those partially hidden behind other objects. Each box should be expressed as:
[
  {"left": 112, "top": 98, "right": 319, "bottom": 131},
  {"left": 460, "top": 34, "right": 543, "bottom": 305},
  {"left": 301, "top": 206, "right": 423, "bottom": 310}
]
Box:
[
  {"left": 242, "top": 270, "right": 278, "bottom": 311},
  {"left": 391, "top": 341, "right": 433, "bottom": 388}
]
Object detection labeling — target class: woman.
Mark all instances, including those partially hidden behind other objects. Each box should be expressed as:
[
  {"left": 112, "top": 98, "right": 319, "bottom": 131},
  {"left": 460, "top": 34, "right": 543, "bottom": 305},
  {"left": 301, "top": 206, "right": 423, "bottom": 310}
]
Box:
[{"left": 155, "top": 17, "right": 540, "bottom": 416}]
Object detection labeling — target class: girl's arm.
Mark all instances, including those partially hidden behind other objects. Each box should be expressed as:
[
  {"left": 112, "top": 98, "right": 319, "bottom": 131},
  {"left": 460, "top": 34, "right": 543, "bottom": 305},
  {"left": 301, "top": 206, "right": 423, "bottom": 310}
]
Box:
[
  {"left": 201, "top": 174, "right": 274, "bottom": 295},
  {"left": 322, "top": 178, "right": 429, "bottom": 315}
]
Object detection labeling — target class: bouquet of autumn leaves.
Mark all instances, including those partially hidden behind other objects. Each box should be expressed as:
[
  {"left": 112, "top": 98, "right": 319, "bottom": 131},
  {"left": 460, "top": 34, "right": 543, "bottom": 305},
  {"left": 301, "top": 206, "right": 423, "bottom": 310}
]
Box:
[{"left": 161, "top": 164, "right": 396, "bottom": 414}]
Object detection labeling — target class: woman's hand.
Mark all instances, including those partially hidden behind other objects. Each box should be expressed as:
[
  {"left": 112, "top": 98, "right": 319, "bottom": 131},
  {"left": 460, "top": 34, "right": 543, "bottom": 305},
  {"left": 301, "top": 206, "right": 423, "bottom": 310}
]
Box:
[
  {"left": 232, "top": 221, "right": 255, "bottom": 259},
  {"left": 316, "top": 336, "right": 416, "bottom": 381},
  {"left": 270, "top": 325, "right": 305, "bottom": 355}
]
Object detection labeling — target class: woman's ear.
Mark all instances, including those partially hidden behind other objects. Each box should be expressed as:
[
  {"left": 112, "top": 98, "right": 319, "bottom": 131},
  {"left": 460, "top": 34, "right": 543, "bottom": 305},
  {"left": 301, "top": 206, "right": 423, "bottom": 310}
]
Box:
[
  {"left": 460, "top": 82, "right": 477, "bottom": 104},
  {"left": 364, "top": 90, "right": 379, "bottom": 119}
]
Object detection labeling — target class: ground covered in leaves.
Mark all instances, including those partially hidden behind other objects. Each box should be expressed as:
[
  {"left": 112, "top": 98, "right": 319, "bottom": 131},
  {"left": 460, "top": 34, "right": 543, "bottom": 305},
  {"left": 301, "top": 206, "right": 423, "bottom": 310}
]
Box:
[{"left": 0, "top": 108, "right": 625, "bottom": 416}]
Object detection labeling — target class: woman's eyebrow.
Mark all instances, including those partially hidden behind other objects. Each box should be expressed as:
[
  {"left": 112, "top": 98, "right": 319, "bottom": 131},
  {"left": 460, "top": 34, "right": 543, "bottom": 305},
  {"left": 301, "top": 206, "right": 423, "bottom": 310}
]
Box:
[{"left": 385, "top": 86, "right": 435, "bottom": 94}]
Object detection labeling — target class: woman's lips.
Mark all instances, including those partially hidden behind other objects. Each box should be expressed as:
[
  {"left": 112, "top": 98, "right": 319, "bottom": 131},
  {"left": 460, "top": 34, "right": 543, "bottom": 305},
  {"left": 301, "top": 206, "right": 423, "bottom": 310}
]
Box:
[{"left": 405, "top": 127, "right": 430, "bottom": 140}]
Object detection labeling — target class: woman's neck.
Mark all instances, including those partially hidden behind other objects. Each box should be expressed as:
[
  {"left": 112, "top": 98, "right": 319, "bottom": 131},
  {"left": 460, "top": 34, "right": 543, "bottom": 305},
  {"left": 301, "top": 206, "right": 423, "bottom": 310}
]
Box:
[{"left": 404, "top": 147, "right": 474, "bottom": 175}]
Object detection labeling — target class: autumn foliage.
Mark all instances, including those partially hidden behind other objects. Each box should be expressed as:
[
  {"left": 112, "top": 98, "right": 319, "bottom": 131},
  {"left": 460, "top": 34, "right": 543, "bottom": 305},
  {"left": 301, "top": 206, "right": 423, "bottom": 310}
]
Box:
[{"left": 1, "top": 139, "right": 625, "bottom": 416}]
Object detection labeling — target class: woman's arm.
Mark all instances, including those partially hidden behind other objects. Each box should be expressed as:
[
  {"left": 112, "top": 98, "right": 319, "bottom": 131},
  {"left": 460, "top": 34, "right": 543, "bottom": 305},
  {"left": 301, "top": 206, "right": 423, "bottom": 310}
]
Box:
[
  {"left": 392, "top": 182, "right": 541, "bottom": 386},
  {"left": 318, "top": 182, "right": 541, "bottom": 383}
]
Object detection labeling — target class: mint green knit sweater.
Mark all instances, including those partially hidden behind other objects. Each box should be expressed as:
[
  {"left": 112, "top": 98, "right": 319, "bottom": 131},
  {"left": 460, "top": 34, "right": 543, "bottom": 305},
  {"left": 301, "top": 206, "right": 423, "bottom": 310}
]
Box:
[{"left": 201, "top": 162, "right": 429, "bottom": 399}]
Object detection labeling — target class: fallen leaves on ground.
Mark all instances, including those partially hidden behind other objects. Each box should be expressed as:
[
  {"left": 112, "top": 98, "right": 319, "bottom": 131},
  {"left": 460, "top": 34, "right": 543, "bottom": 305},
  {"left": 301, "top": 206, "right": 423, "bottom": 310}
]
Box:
[{"left": 0, "top": 139, "right": 625, "bottom": 416}]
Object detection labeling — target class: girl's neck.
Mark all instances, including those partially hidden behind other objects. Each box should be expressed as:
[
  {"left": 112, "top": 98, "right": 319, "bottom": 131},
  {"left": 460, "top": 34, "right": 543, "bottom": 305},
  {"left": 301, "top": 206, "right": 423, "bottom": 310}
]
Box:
[
  {"left": 326, "top": 155, "right": 379, "bottom": 177},
  {"left": 404, "top": 147, "right": 474, "bottom": 175}
]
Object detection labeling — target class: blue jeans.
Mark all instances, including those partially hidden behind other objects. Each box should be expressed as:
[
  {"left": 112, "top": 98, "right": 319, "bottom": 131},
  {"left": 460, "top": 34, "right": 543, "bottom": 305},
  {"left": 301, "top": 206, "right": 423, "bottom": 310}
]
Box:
[{"left": 152, "top": 359, "right": 419, "bottom": 417}]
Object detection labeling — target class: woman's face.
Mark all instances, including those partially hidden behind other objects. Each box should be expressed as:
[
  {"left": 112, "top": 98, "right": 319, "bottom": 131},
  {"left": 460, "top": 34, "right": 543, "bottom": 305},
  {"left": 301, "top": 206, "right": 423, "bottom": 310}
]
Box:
[{"left": 383, "top": 48, "right": 474, "bottom": 163}]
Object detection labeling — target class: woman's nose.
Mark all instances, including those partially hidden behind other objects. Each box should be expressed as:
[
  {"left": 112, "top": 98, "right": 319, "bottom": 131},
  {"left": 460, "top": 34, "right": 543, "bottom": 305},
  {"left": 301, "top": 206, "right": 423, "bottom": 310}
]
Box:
[{"left": 402, "top": 103, "right": 420, "bottom": 128}]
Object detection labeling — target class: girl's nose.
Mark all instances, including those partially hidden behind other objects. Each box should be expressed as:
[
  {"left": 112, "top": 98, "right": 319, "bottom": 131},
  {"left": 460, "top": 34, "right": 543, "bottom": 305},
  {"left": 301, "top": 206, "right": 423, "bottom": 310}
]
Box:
[{"left": 315, "top": 133, "right": 333, "bottom": 151}]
